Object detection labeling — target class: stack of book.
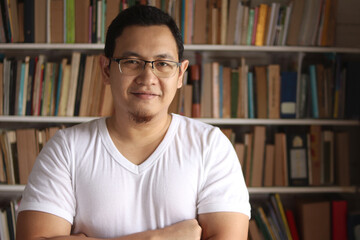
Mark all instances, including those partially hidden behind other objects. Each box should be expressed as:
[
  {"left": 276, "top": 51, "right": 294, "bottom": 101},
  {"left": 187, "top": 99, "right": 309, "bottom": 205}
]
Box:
[
  {"left": 0, "top": 53, "right": 114, "bottom": 117},
  {"left": 0, "top": 0, "right": 337, "bottom": 46}
]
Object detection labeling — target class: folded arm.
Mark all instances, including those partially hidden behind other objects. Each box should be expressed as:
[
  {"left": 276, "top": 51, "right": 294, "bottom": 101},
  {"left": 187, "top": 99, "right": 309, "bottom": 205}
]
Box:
[
  {"left": 16, "top": 211, "right": 202, "bottom": 240},
  {"left": 198, "top": 212, "right": 249, "bottom": 240}
]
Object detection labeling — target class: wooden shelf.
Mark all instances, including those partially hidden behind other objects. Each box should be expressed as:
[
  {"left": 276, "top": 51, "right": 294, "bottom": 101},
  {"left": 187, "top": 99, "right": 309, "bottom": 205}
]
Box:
[
  {"left": 0, "top": 185, "right": 356, "bottom": 199},
  {"left": 248, "top": 186, "right": 358, "bottom": 194},
  {"left": 0, "top": 116, "right": 359, "bottom": 126},
  {"left": 1, "top": 44, "right": 360, "bottom": 54}
]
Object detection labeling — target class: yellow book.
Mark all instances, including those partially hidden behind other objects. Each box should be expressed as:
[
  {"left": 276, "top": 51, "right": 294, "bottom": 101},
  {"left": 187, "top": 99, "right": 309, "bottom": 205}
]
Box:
[
  {"left": 255, "top": 4, "right": 268, "bottom": 46},
  {"left": 275, "top": 194, "right": 293, "bottom": 240}
]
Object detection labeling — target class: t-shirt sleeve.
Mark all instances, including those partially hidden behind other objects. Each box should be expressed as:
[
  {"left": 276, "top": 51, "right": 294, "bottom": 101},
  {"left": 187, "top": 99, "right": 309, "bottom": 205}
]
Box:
[
  {"left": 197, "top": 127, "right": 251, "bottom": 218},
  {"left": 17, "top": 130, "right": 76, "bottom": 224}
]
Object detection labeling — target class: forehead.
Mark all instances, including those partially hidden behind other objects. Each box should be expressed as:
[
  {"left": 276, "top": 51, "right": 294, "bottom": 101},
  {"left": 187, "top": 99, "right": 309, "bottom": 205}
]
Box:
[{"left": 114, "top": 25, "right": 178, "bottom": 60}]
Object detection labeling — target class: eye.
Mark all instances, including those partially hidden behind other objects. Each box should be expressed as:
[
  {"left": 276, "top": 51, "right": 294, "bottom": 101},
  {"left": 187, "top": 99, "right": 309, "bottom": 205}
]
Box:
[
  {"left": 123, "top": 59, "right": 140, "bottom": 65},
  {"left": 155, "top": 61, "right": 170, "bottom": 67}
]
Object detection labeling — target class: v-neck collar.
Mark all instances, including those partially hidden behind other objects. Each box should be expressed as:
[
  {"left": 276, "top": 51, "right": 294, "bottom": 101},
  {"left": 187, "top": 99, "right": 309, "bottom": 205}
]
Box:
[{"left": 98, "top": 114, "right": 180, "bottom": 174}]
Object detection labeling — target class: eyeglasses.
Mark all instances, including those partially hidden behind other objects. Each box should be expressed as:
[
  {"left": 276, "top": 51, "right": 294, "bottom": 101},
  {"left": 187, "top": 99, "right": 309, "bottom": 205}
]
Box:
[{"left": 111, "top": 58, "right": 182, "bottom": 78}]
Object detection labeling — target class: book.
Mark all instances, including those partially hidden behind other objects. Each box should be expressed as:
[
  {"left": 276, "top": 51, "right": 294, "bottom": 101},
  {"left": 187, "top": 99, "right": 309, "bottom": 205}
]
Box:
[
  {"left": 286, "top": 132, "right": 309, "bottom": 186},
  {"left": 335, "top": 132, "right": 350, "bottom": 186},
  {"left": 32, "top": 55, "right": 45, "bottom": 116},
  {"left": 222, "top": 66, "right": 231, "bottom": 118},
  {"left": 309, "top": 65, "right": 319, "bottom": 118},
  {"left": 250, "top": 126, "right": 266, "bottom": 187},
  {"left": 211, "top": 62, "right": 220, "bottom": 118},
  {"left": 274, "top": 132, "right": 287, "bottom": 186},
  {"left": 24, "top": 0, "right": 34, "bottom": 42},
  {"left": 66, "top": 0, "right": 75, "bottom": 43},
  {"left": 309, "top": 125, "right": 322, "bottom": 186},
  {"left": 273, "top": 194, "right": 293, "bottom": 240},
  {"left": 255, "top": 4, "right": 268, "bottom": 46},
  {"left": 347, "top": 211, "right": 360, "bottom": 240},
  {"left": 280, "top": 71, "right": 297, "bottom": 118},
  {"left": 226, "top": 0, "right": 238, "bottom": 45},
  {"left": 16, "top": 128, "right": 38, "bottom": 184},
  {"left": 332, "top": 200, "right": 348, "bottom": 240},
  {"left": 34, "top": 0, "right": 46, "bottom": 43},
  {"left": 321, "top": 130, "right": 334, "bottom": 185},
  {"left": 247, "top": 72, "right": 254, "bottom": 119},
  {"left": 244, "top": 133, "right": 253, "bottom": 186},
  {"left": 254, "top": 66, "right": 267, "bottom": 119},
  {"left": 75, "top": 0, "right": 89, "bottom": 43},
  {"left": 246, "top": 8, "right": 255, "bottom": 45},
  {"left": 50, "top": 0, "right": 64, "bottom": 43},
  {"left": 105, "top": 0, "right": 120, "bottom": 31},
  {"left": 286, "top": 0, "right": 305, "bottom": 46},
  {"left": 234, "top": 143, "right": 245, "bottom": 170},
  {"left": 345, "top": 61, "right": 360, "bottom": 119},
  {"left": 183, "top": 84, "right": 193, "bottom": 117},
  {"left": 66, "top": 52, "right": 81, "bottom": 116},
  {"left": 267, "top": 64, "right": 280, "bottom": 119},
  {"left": 8, "top": 0, "right": 20, "bottom": 42},
  {"left": 286, "top": 210, "right": 300, "bottom": 240},
  {"left": 200, "top": 63, "right": 212, "bottom": 118},
  {"left": 190, "top": 65, "right": 201, "bottom": 118},
  {"left": 79, "top": 55, "right": 94, "bottom": 116},
  {"left": 298, "top": 201, "right": 331, "bottom": 240},
  {"left": 263, "top": 144, "right": 274, "bottom": 187},
  {"left": 230, "top": 69, "right": 239, "bottom": 118}
]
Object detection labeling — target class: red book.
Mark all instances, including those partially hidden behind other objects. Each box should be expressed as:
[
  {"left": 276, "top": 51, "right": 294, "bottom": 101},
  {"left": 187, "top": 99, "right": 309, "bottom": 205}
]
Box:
[
  {"left": 285, "top": 210, "right": 299, "bottom": 240},
  {"left": 332, "top": 200, "right": 348, "bottom": 240}
]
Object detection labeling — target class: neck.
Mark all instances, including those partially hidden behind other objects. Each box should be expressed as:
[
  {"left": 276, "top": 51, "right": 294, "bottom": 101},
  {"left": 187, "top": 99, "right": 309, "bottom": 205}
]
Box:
[{"left": 106, "top": 111, "right": 172, "bottom": 143}]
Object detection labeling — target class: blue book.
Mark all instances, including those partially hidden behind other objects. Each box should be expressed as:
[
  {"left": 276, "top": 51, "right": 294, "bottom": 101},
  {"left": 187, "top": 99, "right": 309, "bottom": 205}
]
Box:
[
  {"left": 280, "top": 71, "right": 298, "bottom": 118},
  {"left": 219, "top": 65, "right": 223, "bottom": 118},
  {"left": 309, "top": 65, "right": 319, "bottom": 118},
  {"left": 18, "top": 63, "right": 26, "bottom": 115},
  {"left": 248, "top": 72, "right": 255, "bottom": 118}
]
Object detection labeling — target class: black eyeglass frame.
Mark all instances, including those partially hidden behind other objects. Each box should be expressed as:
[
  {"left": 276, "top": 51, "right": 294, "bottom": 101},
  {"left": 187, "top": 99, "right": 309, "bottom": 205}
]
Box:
[{"left": 110, "top": 57, "right": 182, "bottom": 77}]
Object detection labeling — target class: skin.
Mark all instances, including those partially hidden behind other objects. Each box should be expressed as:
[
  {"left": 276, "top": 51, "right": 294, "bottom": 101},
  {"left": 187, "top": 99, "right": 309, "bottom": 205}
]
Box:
[{"left": 16, "top": 25, "right": 249, "bottom": 240}]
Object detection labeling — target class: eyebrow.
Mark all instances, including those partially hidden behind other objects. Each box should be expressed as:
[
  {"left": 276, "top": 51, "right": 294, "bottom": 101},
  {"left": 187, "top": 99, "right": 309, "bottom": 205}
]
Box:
[{"left": 119, "top": 51, "right": 176, "bottom": 60}]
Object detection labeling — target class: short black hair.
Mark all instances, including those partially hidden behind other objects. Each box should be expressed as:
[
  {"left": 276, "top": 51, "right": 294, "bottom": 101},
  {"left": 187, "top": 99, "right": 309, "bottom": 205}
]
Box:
[{"left": 104, "top": 5, "right": 184, "bottom": 61}]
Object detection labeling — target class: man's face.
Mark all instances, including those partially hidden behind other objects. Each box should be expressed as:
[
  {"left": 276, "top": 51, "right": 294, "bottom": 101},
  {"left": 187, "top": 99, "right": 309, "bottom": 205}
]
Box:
[{"left": 105, "top": 25, "right": 189, "bottom": 123}]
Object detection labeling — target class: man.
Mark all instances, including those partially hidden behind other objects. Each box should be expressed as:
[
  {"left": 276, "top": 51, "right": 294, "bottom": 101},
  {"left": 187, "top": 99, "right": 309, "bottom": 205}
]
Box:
[{"left": 16, "top": 5, "right": 250, "bottom": 240}]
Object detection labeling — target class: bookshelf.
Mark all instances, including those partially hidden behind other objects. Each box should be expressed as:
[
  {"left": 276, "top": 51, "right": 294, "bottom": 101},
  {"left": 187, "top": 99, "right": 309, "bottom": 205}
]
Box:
[{"left": 0, "top": 0, "right": 360, "bottom": 239}]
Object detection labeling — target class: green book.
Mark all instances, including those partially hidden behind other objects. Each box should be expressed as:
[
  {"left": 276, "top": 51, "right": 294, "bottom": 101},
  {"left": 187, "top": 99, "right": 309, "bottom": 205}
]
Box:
[
  {"left": 66, "top": 0, "right": 75, "bottom": 43},
  {"left": 230, "top": 70, "right": 239, "bottom": 118},
  {"left": 247, "top": 9, "right": 255, "bottom": 46}
]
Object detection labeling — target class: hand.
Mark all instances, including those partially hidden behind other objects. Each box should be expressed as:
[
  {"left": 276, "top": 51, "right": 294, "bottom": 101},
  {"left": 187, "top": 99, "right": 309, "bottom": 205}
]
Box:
[{"left": 159, "top": 219, "right": 202, "bottom": 240}]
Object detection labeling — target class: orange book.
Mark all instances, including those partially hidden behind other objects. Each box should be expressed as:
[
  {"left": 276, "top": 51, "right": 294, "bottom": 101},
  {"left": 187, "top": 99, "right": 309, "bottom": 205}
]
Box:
[{"left": 255, "top": 4, "right": 268, "bottom": 46}]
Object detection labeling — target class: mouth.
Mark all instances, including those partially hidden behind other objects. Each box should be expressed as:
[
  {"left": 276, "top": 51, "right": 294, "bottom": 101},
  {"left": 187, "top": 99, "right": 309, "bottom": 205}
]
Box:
[{"left": 131, "top": 91, "right": 160, "bottom": 100}]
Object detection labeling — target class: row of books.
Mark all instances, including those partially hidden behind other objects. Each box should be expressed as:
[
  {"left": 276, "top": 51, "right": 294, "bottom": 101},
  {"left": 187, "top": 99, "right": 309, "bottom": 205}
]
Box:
[
  {"left": 0, "top": 0, "right": 337, "bottom": 47},
  {"left": 0, "top": 200, "right": 18, "bottom": 240},
  {"left": 171, "top": 58, "right": 359, "bottom": 120},
  {"left": 0, "top": 0, "right": 125, "bottom": 44},
  {"left": 193, "top": 0, "right": 336, "bottom": 46},
  {"left": 220, "top": 126, "right": 350, "bottom": 187},
  {"left": 0, "top": 53, "right": 114, "bottom": 117},
  {"left": 0, "top": 126, "right": 63, "bottom": 185},
  {"left": 250, "top": 194, "right": 352, "bottom": 240}
]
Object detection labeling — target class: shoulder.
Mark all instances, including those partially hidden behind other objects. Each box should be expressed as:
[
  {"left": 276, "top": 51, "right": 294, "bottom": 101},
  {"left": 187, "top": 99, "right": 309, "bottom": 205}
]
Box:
[{"left": 171, "top": 114, "right": 230, "bottom": 151}]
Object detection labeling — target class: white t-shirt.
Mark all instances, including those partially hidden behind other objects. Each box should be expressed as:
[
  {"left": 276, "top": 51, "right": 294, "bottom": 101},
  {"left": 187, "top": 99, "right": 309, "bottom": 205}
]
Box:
[{"left": 18, "top": 114, "right": 250, "bottom": 238}]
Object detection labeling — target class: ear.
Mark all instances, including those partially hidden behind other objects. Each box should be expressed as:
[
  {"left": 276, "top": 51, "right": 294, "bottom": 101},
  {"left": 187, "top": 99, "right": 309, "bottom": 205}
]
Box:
[
  {"left": 100, "top": 55, "right": 111, "bottom": 84},
  {"left": 177, "top": 59, "right": 189, "bottom": 88}
]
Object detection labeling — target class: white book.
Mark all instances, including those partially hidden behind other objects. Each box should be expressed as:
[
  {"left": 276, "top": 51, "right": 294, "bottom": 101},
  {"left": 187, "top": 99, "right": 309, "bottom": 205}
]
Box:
[
  {"left": 281, "top": 2, "right": 293, "bottom": 46},
  {"left": 266, "top": 3, "right": 280, "bottom": 46},
  {"left": 66, "top": 52, "right": 81, "bottom": 116},
  {"left": 234, "top": 3, "right": 244, "bottom": 45}
]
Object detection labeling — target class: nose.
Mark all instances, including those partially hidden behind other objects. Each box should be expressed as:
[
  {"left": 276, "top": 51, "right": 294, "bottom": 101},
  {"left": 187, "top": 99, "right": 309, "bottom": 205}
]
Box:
[{"left": 135, "top": 61, "right": 158, "bottom": 85}]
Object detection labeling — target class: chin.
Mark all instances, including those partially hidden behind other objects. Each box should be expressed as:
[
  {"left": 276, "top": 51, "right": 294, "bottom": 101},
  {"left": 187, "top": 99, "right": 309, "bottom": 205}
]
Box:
[{"left": 129, "top": 110, "right": 154, "bottom": 124}]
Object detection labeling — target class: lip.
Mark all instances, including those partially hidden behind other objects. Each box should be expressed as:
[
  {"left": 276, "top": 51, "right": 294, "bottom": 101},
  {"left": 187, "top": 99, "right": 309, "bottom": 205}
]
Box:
[{"left": 131, "top": 91, "right": 160, "bottom": 100}]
